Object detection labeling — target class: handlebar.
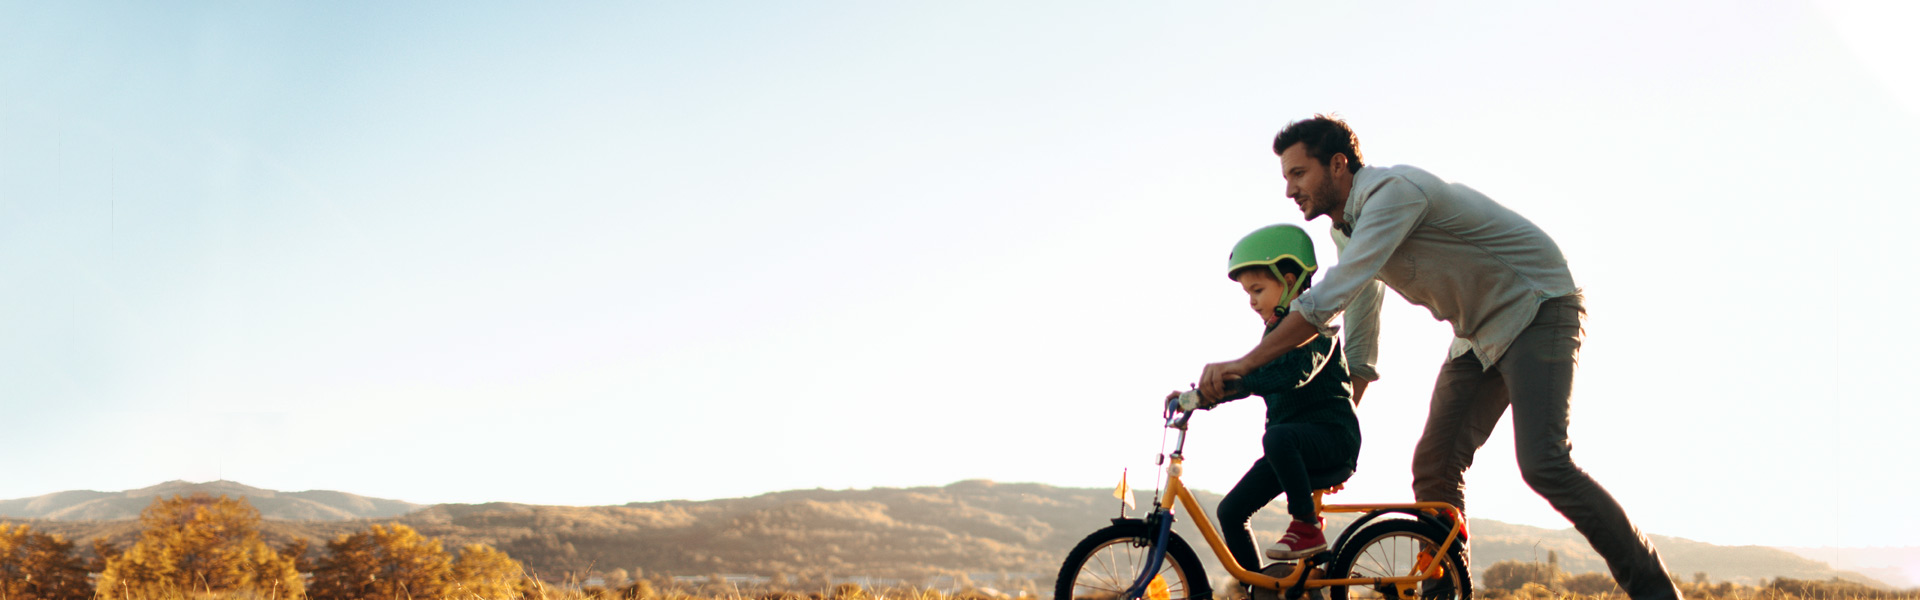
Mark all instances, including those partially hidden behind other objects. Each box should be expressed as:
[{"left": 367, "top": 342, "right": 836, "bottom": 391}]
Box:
[
  {"left": 1164, "top": 391, "right": 1199, "bottom": 428},
  {"left": 1164, "top": 376, "right": 1245, "bottom": 428}
]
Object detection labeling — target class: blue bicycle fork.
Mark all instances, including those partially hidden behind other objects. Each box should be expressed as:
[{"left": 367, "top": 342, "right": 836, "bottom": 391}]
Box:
[{"left": 1122, "top": 509, "right": 1177, "bottom": 600}]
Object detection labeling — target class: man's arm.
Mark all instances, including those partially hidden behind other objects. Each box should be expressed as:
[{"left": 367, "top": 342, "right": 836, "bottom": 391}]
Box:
[
  {"left": 1332, "top": 227, "right": 1385, "bottom": 404},
  {"left": 1204, "top": 176, "right": 1430, "bottom": 401},
  {"left": 1200, "top": 310, "right": 1319, "bottom": 399},
  {"left": 1342, "top": 282, "right": 1383, "bottom": 404}
]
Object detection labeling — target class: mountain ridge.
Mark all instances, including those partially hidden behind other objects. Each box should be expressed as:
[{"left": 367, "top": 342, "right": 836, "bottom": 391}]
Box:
[
  {"left": 2, "top": 480, "right": 1906, "bottom": 589},
  {"left": 0, "top": 480, "right": 422, "bottom": 522}
]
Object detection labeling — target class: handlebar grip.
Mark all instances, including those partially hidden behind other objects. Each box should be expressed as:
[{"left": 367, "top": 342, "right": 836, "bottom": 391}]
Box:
[{"left": 1175, "top": 389, "right": 1205, "bottom": 412}]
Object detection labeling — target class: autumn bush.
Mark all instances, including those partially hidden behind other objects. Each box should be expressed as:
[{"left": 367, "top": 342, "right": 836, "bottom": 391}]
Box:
[
  {"left": 0, "top": 523, "right": 93, "bottom": 600},
  {"left": 307, "top": 523, "right": 535, "bottom": 600},
  {"left": 93, "top": 494, "right": 304, "bottom": 600},
  {"left": 5, "top": 495, "right": 534, "bottom": 600}
]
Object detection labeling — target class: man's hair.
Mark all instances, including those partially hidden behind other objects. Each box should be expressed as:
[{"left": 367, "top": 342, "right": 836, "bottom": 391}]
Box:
[{"left": 1272, "top": 114, "right": 1364, "bottom": 174}]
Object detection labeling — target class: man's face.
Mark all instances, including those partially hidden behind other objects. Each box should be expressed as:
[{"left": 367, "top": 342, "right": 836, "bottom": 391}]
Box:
[{"left": 1280, "top": 142, "right": 1347, "bottom": 224}]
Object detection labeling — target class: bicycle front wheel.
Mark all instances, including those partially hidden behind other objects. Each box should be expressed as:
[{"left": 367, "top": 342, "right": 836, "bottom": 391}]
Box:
[
  {"left": 1326, "top": 519, "right": 1470, "bottom": 600},
  {"left": 1054, "top": 521, "right": 1211, "bottom": 600}
]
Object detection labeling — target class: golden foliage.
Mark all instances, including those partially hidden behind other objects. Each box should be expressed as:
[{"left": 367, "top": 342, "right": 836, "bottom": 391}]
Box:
[
  {"left": 1484, "top": 560, "right": 1558, "bottom": 592},
  {"left": 1560, "top": 572, "right": 1620, "bottom": 595},
  {"left": 309, "top": 523, "right": 453, "bottom": 600},
  {"left": 309, "top": 522, "right": 531, "bottom": 600},
  {"left": 452, "top": 543, "right": 535, "bottom": 600},
  {"left": 0, "top": 523, "right": 92, "bottom": 600},
  {"left": 93, "top": 494, "right": 303, "bottom": 600}
]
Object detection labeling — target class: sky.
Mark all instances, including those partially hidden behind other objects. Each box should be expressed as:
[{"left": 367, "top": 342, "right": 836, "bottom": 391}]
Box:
[{"left": 3, "top": 0, "right": 1918, "bottom": 561}]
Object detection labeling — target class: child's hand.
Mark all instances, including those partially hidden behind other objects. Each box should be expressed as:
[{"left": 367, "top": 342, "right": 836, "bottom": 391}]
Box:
[
  {"left": 1168, "top": 389, "right": 1204, "bottom": 411},
  {"left": 1168, "top": 388, "right": 1225, "bottom": 411}
]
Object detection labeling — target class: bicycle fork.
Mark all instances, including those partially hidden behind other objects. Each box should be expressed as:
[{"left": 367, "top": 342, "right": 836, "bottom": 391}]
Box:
[{"left": 1122, "top": 509, "right": 1178, "bottom": 600}]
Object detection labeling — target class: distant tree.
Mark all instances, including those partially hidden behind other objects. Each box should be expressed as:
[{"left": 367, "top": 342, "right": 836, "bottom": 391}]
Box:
[
  {"left": 1563, "top": 572, "right": 1620, "bottom": 595},
  {"left": 1545, "top": 551, "right": 1559, "bottom": 591},
  {"left": 1693, "top": 572, "right": 1709, "bottom": 584},
  {"left": 0, "top": 523, "right": 92, "bottom": 600},
  {"left": 89, "top": 539, "right": 120, "bottom": 572},
  {"left": 94, "top": 494, "right": 303, "bottom": 600},
  {"left": 281, "top": 538, "right": 312, "bottom": 572},
  {"left": 1483, "top": 560, "right": 1556, "bottom": 591},
  {"left": 308, "top": 523, "right": 453, "bottom": 600},
  {"left": 451, "top": 543, "right": 532, "bottom": 600}
]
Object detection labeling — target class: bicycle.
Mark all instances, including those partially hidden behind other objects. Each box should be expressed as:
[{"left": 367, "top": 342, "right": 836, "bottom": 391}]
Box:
[{"left": 1054, "top": 394, "right": 1471, "bottom": 600}]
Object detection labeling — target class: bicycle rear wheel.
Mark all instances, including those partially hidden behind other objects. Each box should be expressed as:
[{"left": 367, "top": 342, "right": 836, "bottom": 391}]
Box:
[
  {"left": 1055, "top": 521, "right": 1211, "bottom": 600},
  {"left": 1326, "top": 519, "right": 1470, "bottom": 600}
]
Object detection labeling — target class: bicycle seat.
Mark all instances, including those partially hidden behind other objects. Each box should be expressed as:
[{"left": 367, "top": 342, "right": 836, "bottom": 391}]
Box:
[{"left": 1308, "top": 465, "right": 1353, "bottom": 491}]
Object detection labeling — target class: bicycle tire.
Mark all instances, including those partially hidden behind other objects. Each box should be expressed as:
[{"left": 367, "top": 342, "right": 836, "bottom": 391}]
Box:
[
  {"left": 1054, "top": 521, "right": 1212, "bottom": 600},
  {"left": 1326, "top": 519, "right": 1471, "bottom": 600}
]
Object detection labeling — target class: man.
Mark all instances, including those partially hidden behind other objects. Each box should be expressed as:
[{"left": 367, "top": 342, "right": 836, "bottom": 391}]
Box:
[{"left": 1198, "top": 115, "right": 1682, "bottom": 600}]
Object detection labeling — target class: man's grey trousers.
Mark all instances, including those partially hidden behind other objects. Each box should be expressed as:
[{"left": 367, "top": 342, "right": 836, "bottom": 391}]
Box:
[{"left": 1411, "top": 294, "right": 1683, "bottom": 600}]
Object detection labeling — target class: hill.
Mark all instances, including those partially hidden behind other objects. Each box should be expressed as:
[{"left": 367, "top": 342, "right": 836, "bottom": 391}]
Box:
[
  {"left": 2, "top": 480, "right": 1898, "bottom": 590},
  {"left": 1778, "top": 547, "right": 1920, "bottom": 589},
  {"left": 0, "top": 480, "right": 421, "bottom": 521}
]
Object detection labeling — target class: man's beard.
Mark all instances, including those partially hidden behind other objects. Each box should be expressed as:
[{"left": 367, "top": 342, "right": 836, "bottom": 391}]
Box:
[{"left": 1309, "top": 179, "right": 1342, "bottom": 220}]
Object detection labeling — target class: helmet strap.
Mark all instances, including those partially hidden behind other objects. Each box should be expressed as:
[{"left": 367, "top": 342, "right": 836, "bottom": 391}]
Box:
[{"left": 1272, "top": 265, "right": 1309, "bottom": 309}]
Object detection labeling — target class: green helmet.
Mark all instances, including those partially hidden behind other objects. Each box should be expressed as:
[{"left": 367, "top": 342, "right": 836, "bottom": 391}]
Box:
[{"left": 1227, "top": 224, "right": 1318, "bottom": 301}]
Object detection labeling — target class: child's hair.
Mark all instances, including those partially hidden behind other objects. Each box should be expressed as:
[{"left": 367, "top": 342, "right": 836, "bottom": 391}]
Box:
[{"left": 1230, "top": 261, "right": 1313, "bottom": 289}]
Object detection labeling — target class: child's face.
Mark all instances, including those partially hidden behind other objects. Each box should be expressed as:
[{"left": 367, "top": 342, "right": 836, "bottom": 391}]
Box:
[{"left": 1237, "top": 269, "right": 1298, "bottom": 326}]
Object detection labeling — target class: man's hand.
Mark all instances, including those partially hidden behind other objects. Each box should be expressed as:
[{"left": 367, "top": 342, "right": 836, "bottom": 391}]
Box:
[
  {"left": 1351, "top": 378, "right": 1370, "bottom": 405},
  {"left": 1201, "top": 311, "right": 1319, "bottom": 400},
  {"left": 1199, "top": 359, "right": 1251, "bottom": 400}
]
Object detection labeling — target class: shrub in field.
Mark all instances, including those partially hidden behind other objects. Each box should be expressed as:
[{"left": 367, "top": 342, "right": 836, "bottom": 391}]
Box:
[
  {"left": 452, "top": 543, "right": 535, "bottom": 599},
  {"left": 618, "top": 578, "right": 659, "bottom": 599},
  {"left": 308, "top": 523, "right": 452, "bottom": 600},
  {"left": 1561, "top": 571, "right": 1620, "bottom": 595},
  {"left": 0, "top": 523, "right": 92, "bottom": 600},
  {"left": 1483, "top": 560, "right": 1557, "bottom": 592},
  {"left": 93, "top": 494, "right": 303, "bottom": 600},
  {"left": 309, "top": 523, "right": 531, "bottom": 600},
  {"left": 1768, "top": 577, "right": 1918, "bottom": 600}
]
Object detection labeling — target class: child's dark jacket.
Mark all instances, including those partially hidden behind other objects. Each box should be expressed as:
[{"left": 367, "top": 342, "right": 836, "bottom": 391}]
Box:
[{"left": 1218, "top": 313, "right": 1362, "bottom": 468}]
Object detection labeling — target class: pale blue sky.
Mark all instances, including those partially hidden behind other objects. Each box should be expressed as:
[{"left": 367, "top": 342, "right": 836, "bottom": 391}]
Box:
[{"left": 3, "top": 0, "right": 1917, "bottom": 558}]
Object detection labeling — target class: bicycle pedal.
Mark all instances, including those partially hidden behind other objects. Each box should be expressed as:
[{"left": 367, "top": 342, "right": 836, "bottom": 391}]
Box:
[
  {"left": 1252, "top": 563, "right": 1326, "bottom": 600},
  {"left": 1251, "top": 563, "right": 1293, "bottom": 600}
]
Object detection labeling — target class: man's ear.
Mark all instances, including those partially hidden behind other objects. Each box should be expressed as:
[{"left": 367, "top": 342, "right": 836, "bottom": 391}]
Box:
[{"left": 1331, "top": 152, "right": 1348, "bottom": 174}]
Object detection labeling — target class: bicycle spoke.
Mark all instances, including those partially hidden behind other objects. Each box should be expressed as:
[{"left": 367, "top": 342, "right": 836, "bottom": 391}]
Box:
[{"left": 1062, "top": 528, "right": 1201, "bottom": 600}]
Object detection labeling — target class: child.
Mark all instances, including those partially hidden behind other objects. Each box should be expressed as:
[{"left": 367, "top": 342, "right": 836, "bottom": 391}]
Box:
[{"left": 1174, "top": 223, "right": 1362, "bottom": 569}]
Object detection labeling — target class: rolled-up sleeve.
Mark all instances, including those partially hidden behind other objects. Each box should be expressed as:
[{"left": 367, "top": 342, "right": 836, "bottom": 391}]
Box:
[
  {"left": 1290, "top": 176, "right": 1429, "bottom": 338},
  {"left": 1331, "top": 228, "right": 1384, "bottom": 383}
]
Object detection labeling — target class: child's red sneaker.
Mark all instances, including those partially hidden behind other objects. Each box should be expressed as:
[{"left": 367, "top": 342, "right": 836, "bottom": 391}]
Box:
[{"left": 1264, "top": 519, "right": 1328, "bottom": 560}]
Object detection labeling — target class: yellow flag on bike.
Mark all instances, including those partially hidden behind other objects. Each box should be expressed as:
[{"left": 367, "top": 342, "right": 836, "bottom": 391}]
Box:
[{"left": 1113, "top": 469, "right": 1135, "bottom": 510}]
